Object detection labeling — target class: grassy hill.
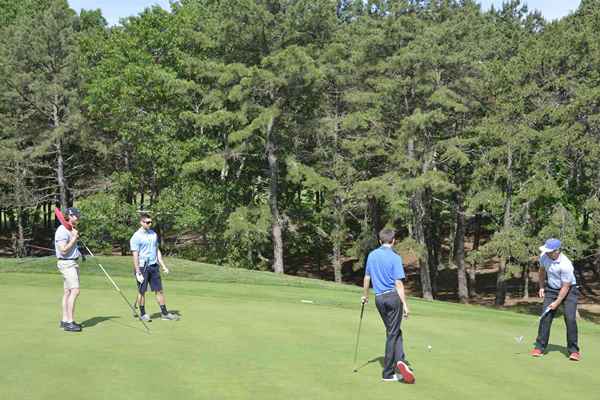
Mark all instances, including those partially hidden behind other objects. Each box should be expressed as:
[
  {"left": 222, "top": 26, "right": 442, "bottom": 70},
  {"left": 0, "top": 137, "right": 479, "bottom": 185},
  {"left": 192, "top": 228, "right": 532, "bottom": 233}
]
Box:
[{"left": 0, "top": 256, "right": 598, "bottom": 400}]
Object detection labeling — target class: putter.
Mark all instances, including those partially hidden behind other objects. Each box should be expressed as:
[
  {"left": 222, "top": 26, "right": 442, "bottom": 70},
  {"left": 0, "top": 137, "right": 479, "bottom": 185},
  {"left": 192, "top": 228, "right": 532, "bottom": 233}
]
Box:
[
  {"left": 515, "top": 306, "right": 552, "bottom": 344},
  {"left": 352, "top": 301, "right": 366, "bottom": 372},
  {"left": 80, "top": 241, "right": 151, "bottom": 333},
  {"left": 55, "top": 208, "right": 150, "bottom": 333}
]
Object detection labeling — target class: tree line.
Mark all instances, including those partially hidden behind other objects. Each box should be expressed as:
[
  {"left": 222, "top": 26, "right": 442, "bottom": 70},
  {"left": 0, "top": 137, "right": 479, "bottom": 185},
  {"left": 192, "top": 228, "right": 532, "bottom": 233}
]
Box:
[{"left": 2, "top": 0, "right": 600, "bottom": 305}]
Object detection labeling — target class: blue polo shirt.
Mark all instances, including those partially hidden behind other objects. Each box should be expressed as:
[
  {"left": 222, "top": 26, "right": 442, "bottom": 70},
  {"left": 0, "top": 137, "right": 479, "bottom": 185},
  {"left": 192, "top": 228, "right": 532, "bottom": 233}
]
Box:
[
  {"left": 365, "top": 245, "right": 405, "bottom": 294},
  {"left": 130, "top": 228, "right": 159, "bottom": 266}
]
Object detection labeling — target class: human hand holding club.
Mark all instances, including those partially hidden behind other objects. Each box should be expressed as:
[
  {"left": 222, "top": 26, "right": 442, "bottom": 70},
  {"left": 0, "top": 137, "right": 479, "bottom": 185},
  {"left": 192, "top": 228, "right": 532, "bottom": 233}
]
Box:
[
  {"left": 360, "top": 296, "right": 368, "bottom": 304},
  {"left": 403, "top": 305, "right": 410, "bottom": 319}
]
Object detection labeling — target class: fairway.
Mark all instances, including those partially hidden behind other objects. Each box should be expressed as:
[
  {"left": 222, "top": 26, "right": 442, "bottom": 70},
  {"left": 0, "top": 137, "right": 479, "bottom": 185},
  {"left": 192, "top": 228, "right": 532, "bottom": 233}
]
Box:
[{"left": 0, "top": 258, "right": 598, "bottom": 400}]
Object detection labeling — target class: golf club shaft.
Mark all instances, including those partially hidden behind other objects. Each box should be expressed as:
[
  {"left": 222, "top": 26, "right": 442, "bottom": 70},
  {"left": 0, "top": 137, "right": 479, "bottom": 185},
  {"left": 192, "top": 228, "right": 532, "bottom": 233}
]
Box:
[
  {"left": 352, "top": 302, "right": 365, "bottom": 372},
  {"left": 80, "top": 242, "right": 150, "bottom": 333}
]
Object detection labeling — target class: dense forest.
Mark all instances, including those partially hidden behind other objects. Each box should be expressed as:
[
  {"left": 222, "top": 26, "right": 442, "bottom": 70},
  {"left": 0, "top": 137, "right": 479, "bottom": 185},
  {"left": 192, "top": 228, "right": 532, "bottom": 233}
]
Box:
[{"left": 2, "top": 0, "right": 600, "bottom": 305}]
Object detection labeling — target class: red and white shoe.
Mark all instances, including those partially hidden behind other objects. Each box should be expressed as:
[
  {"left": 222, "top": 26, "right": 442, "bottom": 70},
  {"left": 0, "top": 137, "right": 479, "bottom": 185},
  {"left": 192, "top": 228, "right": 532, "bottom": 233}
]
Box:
[
  {"left": 569, "top": 352, "right": 581, "bottom": 361},
  {"left": 530, "top": 348, "right": 544, "bottom": 357},
  {"left": 396, "top": 361, "right": 415, "bottom": 384}
]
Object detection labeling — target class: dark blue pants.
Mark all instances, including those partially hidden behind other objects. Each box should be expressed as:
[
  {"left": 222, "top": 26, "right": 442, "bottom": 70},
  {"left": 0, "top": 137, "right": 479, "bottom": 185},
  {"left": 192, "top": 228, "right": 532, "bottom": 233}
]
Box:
[
  {"left": 375, "top": 291, "right": 406, "bottom": 379},
  {"left": 535, "top": 286, "right": 579, "bottom": 353},
  {"left": 136, "top": 264, "right": 163, "bottom": 294}
]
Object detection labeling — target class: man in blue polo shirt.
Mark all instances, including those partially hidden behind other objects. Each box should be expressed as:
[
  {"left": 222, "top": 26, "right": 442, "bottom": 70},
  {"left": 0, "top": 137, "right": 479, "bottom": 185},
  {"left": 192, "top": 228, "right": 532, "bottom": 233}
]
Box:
[
  {"left": 530, "top": 238, "right": 580, "bottom": 361},
  {"left": 130, "top": 213, "right": 178, "bottom": 321},
  {"left": 362, "top": 228, "right": 415, "bottom": 383}
]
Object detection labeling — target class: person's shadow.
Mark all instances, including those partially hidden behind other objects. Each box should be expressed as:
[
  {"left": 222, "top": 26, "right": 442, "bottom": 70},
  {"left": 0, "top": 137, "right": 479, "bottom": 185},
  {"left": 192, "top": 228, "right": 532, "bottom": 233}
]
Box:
[
  {"left": 355, "top": 356, "right": 384, "bottom": 372},
  {"left": 149, "top": 310, "right": 182, "bottom": 319},
  {"left": 80, "top": 316, "right": 119, "bottom": 328},
  {"left": 546, "top": 344, "right": 569, "bottom": 357}
]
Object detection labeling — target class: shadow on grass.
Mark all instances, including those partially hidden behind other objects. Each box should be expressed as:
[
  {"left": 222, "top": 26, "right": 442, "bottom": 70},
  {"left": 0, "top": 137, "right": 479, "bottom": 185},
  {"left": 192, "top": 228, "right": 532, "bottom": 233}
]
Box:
[
  {"left": 354, "top": 356, "right": 384, "bottom": 372},
  {"left": 149, "top": 309, "right": 182, "bottom": 320},
  {"left": 80, "top": 316, "right": 119, "bottom": 328},
  {"left": 546, "top": 344, "right": 569, "bottom": 357}
]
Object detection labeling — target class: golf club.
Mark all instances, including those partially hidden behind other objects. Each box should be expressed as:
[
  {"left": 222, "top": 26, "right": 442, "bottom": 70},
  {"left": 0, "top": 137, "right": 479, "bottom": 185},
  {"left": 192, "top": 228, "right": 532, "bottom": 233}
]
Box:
[
  {"left": 352, "top": 301, "right": 366, "bottom": 372},
  {"left": 515, "top": 306, "right": 552, "bottom": 344},
  {"left": 54, "top": 207, "right": 149, "bottom": 332},
  {"left": 80, "top": 241, "right": 151, "bottom": 334}
]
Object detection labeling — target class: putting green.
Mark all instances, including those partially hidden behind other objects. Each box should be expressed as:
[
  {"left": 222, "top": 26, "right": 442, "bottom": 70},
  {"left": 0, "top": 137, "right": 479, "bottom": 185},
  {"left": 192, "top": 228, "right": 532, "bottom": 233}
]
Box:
[{"left": 0, "top": 257, "right": 598, "bottom": 400}]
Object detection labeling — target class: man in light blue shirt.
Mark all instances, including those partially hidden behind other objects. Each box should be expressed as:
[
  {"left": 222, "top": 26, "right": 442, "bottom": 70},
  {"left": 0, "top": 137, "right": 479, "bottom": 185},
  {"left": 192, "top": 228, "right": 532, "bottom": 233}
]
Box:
[
  {"left": 362, "top": 228, "right": 415, "bottom": 383},
  {"left": 531, "top": 238, "right": 580, "bottom": 360},
  {"left": 130, "top": 213, "right": 178, "bottom": 321}
]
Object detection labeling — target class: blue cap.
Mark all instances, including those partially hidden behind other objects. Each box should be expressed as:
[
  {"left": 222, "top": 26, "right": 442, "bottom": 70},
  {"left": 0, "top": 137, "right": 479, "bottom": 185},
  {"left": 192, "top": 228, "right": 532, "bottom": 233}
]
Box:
[{"left": 539, "top": 238, "right": 561, "bottom": 254}]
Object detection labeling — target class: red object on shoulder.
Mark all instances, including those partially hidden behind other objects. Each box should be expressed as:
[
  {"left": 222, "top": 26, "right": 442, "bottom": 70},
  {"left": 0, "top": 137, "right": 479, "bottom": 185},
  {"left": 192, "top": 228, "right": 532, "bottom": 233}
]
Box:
[{"left": 54, "top": 207, "right": 72, "bottom": 231}]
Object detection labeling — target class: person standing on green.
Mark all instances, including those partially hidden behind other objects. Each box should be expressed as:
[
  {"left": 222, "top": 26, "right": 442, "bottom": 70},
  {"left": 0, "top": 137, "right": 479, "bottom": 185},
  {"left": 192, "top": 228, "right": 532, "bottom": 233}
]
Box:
[
  {"left": 362, "top": 228, "right": 415, "bottom": 383},
  {"left": 55, "top": 208, "right": 83, "bottom": 332},
  {"left": 530, "top": 238, "right": 580, "bottom": 361},
  {"left": 130, "top": 213, "right": 179, "bottom": 322}
]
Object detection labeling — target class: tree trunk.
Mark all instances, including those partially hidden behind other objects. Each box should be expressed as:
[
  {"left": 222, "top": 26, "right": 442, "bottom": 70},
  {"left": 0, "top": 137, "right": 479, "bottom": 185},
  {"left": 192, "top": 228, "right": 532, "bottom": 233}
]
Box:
[
  {"left": 454, "top": 191, "right": 468, "bottom": 303},
  {"left": 522, "top": 263, "right": 530, "bottom": 299},
  {"left": 408, "top": 138, "right": 433, "bottom": 300},
  {"left": 56, "top": 139, "right": 68, "bottom": 210},
  {"left": 266, "top": 115, "right": 284, "bottom": 274},
  {"left": 495, "top": 145, "right": 513, "bottom": 306},
  {"left": 468, "top": 211, "right": 481, "bottom": 298},
  {"left": 332, "top": 195, "right": 343, "bottom": 283}
]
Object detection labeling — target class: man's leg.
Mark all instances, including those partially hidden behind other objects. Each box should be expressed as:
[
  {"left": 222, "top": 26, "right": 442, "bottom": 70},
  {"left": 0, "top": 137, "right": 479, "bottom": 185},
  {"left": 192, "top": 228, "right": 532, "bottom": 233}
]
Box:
[
  {"left": 62, "top": 289, "right": 69, "bottom": 322},
  {"left": 563, "top": 287, "right": 579, "bottom": 354},
  {"left": 66, "top": 288, "right": 80, "bottom": 322},
  {"left": 375, "top": 293, "right": 401, "bottom": 379},
  {"left": 535, "top": 288, "right": 557, "bottom": 350}
]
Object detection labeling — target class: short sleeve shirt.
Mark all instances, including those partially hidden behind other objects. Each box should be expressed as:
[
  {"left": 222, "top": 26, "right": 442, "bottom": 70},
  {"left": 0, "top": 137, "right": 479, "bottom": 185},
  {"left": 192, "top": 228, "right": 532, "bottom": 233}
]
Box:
[
  {"left": 130, "top": 228, "right": 158, "bottom": 266},
  {"left": 54, "top": 225, "right": 81, "bottom": 259},
  {"left": 539, "top": 253, "right": 576, "bottom": 289},
  {"left": 365, "top": 246, "right": 406, "bottom": 294}
]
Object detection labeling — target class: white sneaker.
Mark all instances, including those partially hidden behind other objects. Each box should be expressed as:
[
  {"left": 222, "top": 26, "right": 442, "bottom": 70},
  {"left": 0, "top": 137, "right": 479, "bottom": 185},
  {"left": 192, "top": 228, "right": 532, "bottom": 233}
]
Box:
[
  {"left": 161, "top": 312, "right": 179, "bottom": 320},
  {"left": 382, "top": 374, "right": 399, "bottom": 382},
  {"left": 140, "top": 314, "right": 151, "bottom": 322}
]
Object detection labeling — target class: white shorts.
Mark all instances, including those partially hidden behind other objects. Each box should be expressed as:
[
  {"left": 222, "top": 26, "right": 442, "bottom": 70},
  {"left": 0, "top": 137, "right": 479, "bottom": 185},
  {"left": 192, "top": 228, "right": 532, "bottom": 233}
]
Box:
[{"left": 57, "top": 260, "right": 80, "bottom": 289}]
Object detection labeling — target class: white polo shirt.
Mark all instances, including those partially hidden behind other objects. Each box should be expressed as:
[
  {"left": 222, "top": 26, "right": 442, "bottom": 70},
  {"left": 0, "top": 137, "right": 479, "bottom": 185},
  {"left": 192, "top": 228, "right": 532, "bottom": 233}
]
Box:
[{"left": 539, "top": 252, "right": 576, "bottom": 289}]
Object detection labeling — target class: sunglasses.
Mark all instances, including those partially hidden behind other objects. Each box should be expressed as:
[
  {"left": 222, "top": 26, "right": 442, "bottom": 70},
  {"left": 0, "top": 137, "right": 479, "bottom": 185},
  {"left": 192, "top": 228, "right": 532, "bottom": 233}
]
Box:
[{"left": 142, "top": 220, "right": 153, "bottom": 225}]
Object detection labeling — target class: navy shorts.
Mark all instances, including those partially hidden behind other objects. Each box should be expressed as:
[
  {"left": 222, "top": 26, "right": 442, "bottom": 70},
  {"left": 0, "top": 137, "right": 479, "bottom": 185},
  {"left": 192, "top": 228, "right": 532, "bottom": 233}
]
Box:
[{"left": 136, "top": 264, "right": 163, "bottom": 294}]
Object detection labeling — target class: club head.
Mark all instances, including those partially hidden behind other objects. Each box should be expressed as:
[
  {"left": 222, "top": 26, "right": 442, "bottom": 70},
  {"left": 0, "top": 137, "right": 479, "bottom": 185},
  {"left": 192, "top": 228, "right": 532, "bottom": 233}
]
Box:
[{"left": 515, "top": 336, "right": 524, "bottom": 344}]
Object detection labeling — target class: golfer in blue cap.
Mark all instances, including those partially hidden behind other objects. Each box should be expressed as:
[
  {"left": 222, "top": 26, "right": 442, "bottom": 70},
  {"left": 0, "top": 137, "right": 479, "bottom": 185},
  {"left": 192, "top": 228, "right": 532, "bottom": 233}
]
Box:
[{"left": 531, "top": 238, "right": 580, "bottom": 360}]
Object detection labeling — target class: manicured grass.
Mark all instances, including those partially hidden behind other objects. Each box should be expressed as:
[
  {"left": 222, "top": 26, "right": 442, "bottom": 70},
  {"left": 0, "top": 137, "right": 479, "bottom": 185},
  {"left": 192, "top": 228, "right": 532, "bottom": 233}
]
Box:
[{"left": 0, "top": 257, "right": 598, "bottom": 400}]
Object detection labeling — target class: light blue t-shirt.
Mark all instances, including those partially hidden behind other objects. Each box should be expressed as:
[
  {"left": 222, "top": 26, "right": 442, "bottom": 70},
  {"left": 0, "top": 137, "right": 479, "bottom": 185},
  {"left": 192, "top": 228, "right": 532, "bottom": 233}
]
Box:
[
  {"left": 365, "top": 245, "right": 405, "bottom": 294},
  {"left": 54, "top": 225, "right": 81, "bottom": 259},
  {"left": 130, "top": 228, "right": 159, "bottom": 266},
  {"left": 540, "top": 252, "right": 576, "bottom": 289}
]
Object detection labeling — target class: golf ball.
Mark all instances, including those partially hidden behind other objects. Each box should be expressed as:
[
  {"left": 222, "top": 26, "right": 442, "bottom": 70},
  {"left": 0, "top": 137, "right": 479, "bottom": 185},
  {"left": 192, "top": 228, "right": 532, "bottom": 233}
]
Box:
[{"left": 427, "top": 345, "right": 432, "bottom": 351}]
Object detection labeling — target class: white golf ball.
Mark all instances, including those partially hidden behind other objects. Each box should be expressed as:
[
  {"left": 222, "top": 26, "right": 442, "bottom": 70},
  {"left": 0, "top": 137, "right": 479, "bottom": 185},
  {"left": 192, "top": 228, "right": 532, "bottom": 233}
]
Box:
[{"left": 427, "top": 345, "right": 432, "bottom": 351}]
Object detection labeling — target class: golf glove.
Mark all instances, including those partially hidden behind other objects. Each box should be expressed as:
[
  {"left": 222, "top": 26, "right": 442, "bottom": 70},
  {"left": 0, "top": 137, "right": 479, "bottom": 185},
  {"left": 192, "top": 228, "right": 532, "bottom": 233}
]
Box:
[{"left": 136, "top": 272, "right": 144, "bottom": 284}]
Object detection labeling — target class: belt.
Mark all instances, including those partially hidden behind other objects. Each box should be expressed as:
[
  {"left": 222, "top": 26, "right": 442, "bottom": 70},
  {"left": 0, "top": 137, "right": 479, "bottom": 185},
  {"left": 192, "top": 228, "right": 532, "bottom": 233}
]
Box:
[
  {"left": 58, "top": 258, "right": 78, "bottom": 260},
  {"left": 376, "top": 289, "right": 396, "bottom": 296}
]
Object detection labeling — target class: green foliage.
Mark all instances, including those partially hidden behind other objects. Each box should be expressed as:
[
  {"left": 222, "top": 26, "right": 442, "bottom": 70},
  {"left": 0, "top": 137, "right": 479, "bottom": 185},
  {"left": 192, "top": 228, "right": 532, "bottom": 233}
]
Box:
[{"left": 77, "top": 192, "right": 138, "bottom": 254}]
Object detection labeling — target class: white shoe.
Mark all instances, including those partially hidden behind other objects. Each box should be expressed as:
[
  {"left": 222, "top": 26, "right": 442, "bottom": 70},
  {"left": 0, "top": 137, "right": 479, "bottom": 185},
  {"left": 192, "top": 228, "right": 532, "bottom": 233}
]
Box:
[
  {"left": 382, "top": 374, "right": 399, "bottom": 382},
  {"left": 140, "top": 314, "right": 151, "bottom": 322},
  {"left": 161, "top": 312, "right": 179, "bottom": 320}
]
